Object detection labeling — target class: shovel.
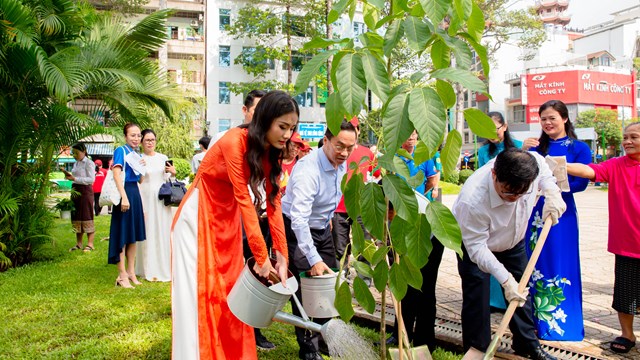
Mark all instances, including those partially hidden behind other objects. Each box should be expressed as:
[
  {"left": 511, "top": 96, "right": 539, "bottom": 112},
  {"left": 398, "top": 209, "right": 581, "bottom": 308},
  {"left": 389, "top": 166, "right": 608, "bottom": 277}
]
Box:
[{"left": 463, "top": 217, "right": 553, "bottom": 360}]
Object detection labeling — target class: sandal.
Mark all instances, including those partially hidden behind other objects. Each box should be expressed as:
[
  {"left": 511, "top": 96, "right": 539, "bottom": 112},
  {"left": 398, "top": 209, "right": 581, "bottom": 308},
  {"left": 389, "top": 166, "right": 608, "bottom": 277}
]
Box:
[
  {"left": 115, "top": 276, "right": 134, "bottom": 289},
  {"left": 83, "top": 246, "right": 94, "bottom": 252},
  {"left": 69, "top": 245, "right": 82, "bottom": 252},
  {"left": 128, "top": 275, "right": 142, "bottom": 285},
  {"left": 611, "top": 336, "right": 636, "bottom": 353}
]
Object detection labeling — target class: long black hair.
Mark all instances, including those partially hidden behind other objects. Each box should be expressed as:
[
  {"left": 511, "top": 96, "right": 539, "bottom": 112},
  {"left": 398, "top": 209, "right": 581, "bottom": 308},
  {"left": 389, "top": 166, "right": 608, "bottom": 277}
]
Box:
[
  {"left": 239, "top": 90, "right": 299, "bottom": 210},
  {"left": 536, "top": 100, "right": 578, "bottom": 156},
  {"left": 485, "top": 111, "right": 516, "bottom": 157}
]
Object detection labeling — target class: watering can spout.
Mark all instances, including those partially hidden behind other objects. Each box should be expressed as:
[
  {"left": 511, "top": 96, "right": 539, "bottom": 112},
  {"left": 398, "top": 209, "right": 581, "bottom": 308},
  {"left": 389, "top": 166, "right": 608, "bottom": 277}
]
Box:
[{"left": 273, "top": 311, "right": 324, "bottom": 334}]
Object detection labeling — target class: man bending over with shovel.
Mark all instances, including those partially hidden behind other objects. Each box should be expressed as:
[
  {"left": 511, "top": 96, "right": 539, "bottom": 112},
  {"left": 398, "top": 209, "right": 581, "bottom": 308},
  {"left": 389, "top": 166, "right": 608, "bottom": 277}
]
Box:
[{"left": 453, "top": 149, "right": 566, "bottom": 360}]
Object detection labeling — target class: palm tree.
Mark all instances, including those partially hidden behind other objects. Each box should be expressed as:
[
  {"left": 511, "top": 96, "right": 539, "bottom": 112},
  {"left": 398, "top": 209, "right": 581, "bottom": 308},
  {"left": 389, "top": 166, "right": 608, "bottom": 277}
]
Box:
[{"left": 0, "top": 0, "right": 186, "bottom": 269}]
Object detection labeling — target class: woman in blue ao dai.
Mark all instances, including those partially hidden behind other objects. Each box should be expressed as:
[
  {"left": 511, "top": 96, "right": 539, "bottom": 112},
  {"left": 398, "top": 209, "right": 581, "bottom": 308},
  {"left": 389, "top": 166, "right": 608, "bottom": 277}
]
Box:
[{"left": 522, "top": 100, "right": 591, "bottom": 340}]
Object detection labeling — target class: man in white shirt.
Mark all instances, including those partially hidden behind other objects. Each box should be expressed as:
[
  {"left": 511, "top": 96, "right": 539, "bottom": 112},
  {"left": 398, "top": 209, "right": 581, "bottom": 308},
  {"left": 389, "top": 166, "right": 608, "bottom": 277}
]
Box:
[
  {"left": 190, "top": 136, "right": 210, "bottom": 174},
  {"left": 453, "top": 149, "right": 566, "bottom": 360}
]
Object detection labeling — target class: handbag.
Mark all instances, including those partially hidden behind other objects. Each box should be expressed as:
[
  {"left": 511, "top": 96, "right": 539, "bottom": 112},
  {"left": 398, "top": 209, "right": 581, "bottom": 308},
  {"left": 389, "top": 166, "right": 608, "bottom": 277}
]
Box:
[
  {"left": 158, "top": 180, "right": 187, "bottom": 206},
  {"left": 99, "top": 170, "right": 121, "bottom": 207}
]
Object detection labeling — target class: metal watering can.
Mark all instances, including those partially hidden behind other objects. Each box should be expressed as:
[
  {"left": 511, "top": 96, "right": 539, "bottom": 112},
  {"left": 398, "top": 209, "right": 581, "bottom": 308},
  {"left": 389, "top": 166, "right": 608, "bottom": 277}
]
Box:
[{"left": 228, "top": 257, "right": 329, "bottom": 334}]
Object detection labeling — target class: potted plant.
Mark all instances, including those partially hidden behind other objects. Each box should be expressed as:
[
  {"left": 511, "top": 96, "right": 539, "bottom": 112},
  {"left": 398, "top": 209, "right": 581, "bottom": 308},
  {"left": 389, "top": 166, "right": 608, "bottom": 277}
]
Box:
[{"left": 54, "top": 198, "right": 75, "bottom": 220}]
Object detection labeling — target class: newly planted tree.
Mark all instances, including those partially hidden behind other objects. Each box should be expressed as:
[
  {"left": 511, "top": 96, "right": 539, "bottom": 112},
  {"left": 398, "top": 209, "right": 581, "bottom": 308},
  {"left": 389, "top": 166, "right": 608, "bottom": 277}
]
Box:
[{"left": 295, "top": 0, "right": 498, "bottom": 358}]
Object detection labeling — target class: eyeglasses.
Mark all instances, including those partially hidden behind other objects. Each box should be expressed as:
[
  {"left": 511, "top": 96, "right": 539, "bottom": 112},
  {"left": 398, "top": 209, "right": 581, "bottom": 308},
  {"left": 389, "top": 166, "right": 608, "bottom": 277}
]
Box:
[
  {"left": 329, "top": 140, "right": 355, "bottom": 153},
  {"left": 501, "top": 188, "right": 533, "bottom": 198},
  {"left": 143, "top": 138, "right": 156, "bottom": 143},
  {"left": 496, "top": 124, "right": 505, "bottom": 131}
]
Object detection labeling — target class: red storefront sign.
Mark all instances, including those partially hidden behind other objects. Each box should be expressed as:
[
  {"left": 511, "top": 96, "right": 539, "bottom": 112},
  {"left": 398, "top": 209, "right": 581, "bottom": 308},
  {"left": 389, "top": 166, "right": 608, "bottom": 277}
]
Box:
[{"left": 523, "top": 70, "right": 636, "bottom": 123}]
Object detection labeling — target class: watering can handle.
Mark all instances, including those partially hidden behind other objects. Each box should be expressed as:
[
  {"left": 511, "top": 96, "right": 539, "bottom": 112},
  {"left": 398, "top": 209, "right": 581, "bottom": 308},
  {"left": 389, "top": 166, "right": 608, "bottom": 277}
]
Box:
[{"left": 268, "top": 271, "right": 281, "bottom": 284}]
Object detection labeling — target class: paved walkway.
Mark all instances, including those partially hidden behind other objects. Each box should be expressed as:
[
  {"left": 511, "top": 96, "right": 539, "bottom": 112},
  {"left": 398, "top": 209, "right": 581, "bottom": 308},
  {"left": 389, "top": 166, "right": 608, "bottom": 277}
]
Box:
[{"left": 434, "top": 186, "right": 640, "bottom": 359}]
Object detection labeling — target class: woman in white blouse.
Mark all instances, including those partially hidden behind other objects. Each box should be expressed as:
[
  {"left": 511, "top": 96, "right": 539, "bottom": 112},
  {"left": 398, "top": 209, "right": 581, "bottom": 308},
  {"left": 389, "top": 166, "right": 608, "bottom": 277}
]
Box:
[{"left": 65, "top": 143, "right": 96, "bottom": 252}]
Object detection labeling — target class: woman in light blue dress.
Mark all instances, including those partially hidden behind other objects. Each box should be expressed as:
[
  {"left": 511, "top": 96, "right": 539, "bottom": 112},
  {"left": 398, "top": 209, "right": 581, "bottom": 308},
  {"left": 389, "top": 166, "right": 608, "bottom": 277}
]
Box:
[
  {"left": 522, "top": 100, "right": 591, "bottom": 340},
  {"left": 478, "top": 112, "right": 523, "bottom": 311}
]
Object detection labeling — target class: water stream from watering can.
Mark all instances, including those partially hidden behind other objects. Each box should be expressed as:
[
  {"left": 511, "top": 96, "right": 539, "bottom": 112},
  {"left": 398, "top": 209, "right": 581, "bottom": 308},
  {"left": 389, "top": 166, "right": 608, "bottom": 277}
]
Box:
[{"left": 323, "top": 319, "right": 379, "bottom": 360}]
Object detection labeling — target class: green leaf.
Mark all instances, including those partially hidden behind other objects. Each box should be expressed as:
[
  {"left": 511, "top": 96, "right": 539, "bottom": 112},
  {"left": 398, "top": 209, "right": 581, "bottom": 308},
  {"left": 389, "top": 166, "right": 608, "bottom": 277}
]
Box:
[
  {"left": 335, "top": 280, "right": 355, "bottom": 321},
  {"left": 466, "top": 2, "right": 484, "bottom": 42},
  {"left": 430, "top": 40, "right": 450, "bottom": 69},
  {"left": 441, "top": 130, "right": 462, "bottom": 180},
  {"left": 407, "top": 169, "right": 425, "bottom": 189},
  {"left": 361, "top": 52, "right": 390, "bottom": 103},
  {"left": 373, "top": 261, "right": 389, "bottom": 292},
  {"left": 368, "top": 0, "right": 385, "bottom": 10},
  {"left": 344, "top": 172, "right": 363, "bottom": 219},
  {"left": 303, "top": 37, "right": 351, "bottom": 51},
  {"left": 382, "top": 92, "right": 413, "bottom": 155},
  {"left": 363, "top": 2, "right": 379, "bottom": 30},
  {"left": 360, "top": 182, "right": 386, "bottom": 240},
  {"left": 329, "top": 0, "right": 352, "bottom": 23},
  {"left": 454, "top": 0, "right": 472, "bottom": 22},
  {"left": 460, "top": 33, "right": 490, "bottom": 79},
  {"left": 325, "top": 91, "right": 346, "bottom": 136},
  {"left": 354, "top": 260, "right": 374, "bottom": 278},
  {"left": 392, "top": 156, "right": 411, "bottom": 180},
  {"left": 389, "top": 216, "right": 409, "bottom": 255},
  {"left": 401, "top": 257, "right": 423, "bottom": 290},
  {"left": 294, "top": 50, "right": 336, "bottom": 95},
  {"left": 362, "top": 239, "right": 377, "bottom": 263},
  {"left": 408, "top": 87, "right": 446, "bottom": 155},
  {"left": 410, "top": 71, "right": 426, "bottom": 84},
  {"left": 351, "top": 221, "right": 365, "bottom": 257},
  {"left": 431, "top": 68, "right": 487, "bottom": 94},
  {"left": 371, "top": 245, "right": 389, "bottom": 266},
  {"left": 336, "top": 53, "right": 366, "bottom": 115},
  {"left": 420, "top": 0, "right": 450, "bottom": 25},
  {"left": 382, "top": 174, "right": 419, "bottom": 222},
  {"left": 404, "top": 16, "right": 430, "bottom": 52},
  {"left": 361, "top": 32, "right": 385, "bottom": 53},
  {"left": 405, "top": 213, "right": 432, "bottom": 268},
  {"left": 426, "top": 201, "right": 462, "bottom": 258},
  {"left": 389, "top": 263, "right": 408, "bottom": 300},
  {"left": 330, "top": 50, "right": 349, "bottom": 89},
  {"left": 441, "top": 35, "right": 473, "bottom": 70},
  {"left": 353, "top": 277, "right": 376, "bottom": 313},
  {"left": 464, "top": 108, "right": 497, "bottom": 140},
  {"left": 413, "top": 140, "right": 434, "bottom": 165},
  {"left": 383, "top": 19, "right": 404, "bottom": 57},
  {"left": 436, "top": 80, "right": 456, "bottom": 109}
]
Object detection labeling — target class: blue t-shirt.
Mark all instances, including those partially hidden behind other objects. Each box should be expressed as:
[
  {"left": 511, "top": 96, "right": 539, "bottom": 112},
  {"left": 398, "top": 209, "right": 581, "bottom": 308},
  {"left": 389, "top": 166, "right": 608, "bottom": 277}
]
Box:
[
  {"left": 397, "top": 154, "right": 437, "bottom": 195},
  {"left": 113, "top": 145, "right": 141, "bottom": 183}
]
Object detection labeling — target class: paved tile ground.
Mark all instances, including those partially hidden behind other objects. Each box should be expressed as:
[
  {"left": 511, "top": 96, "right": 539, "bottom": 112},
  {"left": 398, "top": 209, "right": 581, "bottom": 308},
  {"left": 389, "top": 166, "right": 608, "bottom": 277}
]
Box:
[{"left": 434, "top": 186, "right": 640, "bottom": 359}]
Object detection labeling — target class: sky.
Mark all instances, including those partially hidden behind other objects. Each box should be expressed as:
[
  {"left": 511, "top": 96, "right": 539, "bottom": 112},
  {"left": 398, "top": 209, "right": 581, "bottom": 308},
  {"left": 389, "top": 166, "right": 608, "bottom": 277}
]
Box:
[{"left": 567, "top": 0, "right": 640, "bottom": 29}]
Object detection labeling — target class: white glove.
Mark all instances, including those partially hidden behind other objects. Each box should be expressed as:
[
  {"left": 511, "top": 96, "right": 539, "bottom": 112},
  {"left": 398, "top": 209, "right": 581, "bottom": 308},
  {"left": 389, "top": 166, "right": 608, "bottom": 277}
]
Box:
[
  {"left": 545, "top": 156, "right": 569, "bottom": 192},
  {"left": 501, "top": 274, "right": 528, "bottom": 307},
  {"left": 542, "top": 188, "right": 566, "bottom": 225}
]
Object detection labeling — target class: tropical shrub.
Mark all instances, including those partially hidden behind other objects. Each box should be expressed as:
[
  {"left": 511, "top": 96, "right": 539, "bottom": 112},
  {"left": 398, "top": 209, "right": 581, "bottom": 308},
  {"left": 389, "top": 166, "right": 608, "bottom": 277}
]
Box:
[
  {"left": 458, "top": 169, "right": 474, "bottom": 185},
  {"left": 172, "top": 158, "right": 192, "bottom": 181},
  {"left": 444, "top": 170, "right": 460, "bottom": 185}
]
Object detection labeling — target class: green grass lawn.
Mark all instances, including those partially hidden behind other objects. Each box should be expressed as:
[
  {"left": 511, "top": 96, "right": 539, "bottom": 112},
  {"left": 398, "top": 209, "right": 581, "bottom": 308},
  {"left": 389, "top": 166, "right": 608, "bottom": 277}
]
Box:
[{"left": 0, "top": 214, "right": 461, "bottom": 359}]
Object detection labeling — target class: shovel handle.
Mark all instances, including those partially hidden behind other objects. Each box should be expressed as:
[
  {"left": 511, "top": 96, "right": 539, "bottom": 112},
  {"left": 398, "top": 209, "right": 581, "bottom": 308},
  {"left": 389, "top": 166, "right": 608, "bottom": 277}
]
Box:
[{"left": 483, "top": 217, "right": 553, "bottom": 360}]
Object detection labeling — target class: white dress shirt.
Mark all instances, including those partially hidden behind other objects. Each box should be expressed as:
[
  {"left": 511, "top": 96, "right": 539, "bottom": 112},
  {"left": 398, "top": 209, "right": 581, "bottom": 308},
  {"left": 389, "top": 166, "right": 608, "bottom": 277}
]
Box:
[
  {"left": 71, "top": 156, "right": 95, "bottom": 185},
  {"left": 452, "top": 152, "right": 558, "bottom": 284},
  {"left": 281, "top": 148, "right": 345, "bottom": 266}
]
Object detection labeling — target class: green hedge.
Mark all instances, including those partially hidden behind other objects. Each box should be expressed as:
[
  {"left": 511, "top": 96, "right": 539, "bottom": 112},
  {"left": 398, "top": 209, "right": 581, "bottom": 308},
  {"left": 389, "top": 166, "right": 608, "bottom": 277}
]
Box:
[
  {"left": 444, "top": 170, "right": 459, "bottom": 185},
  {"left": 459, "top": 169, "right": 474, "bottom": 185}
]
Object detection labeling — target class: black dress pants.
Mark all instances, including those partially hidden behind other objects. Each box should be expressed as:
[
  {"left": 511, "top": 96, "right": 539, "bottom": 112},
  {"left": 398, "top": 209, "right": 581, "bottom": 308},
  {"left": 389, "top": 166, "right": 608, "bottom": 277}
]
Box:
[
  {"left": 457, "top": 240, "right": 539, "bottom": 353},
  {"left": 284, "top": 215, "right": 338, "bottom": 356},
  {"left": 393, "top": 236, "right": 444, "bottom": 351}
]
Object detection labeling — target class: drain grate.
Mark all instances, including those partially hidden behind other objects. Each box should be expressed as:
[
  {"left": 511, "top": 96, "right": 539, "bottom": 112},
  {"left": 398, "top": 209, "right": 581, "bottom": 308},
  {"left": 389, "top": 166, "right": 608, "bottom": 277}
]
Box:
[{"left": 354, "top": 302, "right": 606, "bottom": 360}]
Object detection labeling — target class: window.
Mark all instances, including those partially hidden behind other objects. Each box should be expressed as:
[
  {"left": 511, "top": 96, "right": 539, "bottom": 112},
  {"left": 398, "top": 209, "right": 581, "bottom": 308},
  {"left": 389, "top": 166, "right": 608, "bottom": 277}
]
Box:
[
  {"left": 219, "top": 82, "right": 230, "bottom": 104},
  {"left": 288, "top": 51, "right": 313, "bottom": 71},
  {"left": 513, "top": 105, "right": 525, "bottom": 124},
  {"left": 219, "top": 46, "right": 230, "bottom": 67},
  {"left": 463, "top": 131, "right": 470, "bottom": 144},
  {"left": 284, "top": 14, "right": 307, "bottom": 37},
  {"left": 240, "top": 47, "right": 274, "bottom": 70},
  {"left": 511, "top": 83, "right": 521, "bottom": 99},
  {"left": 219, "top": 9, "right": 230, "bottom": 31},
  {"left": 219, "top": 119, "right": 231, "bottom": 132},
  {"left": 170, "top": 26, "right": 179, "bottom": 40},
  {"left": 183, "top": 71, "right": 200, "bottom": 83},
  {"left": 294, "top": 86, "right": 313, "bottom": 108},
  {"left": 353, "top": 22, "right": 366, "bottom": 37}
]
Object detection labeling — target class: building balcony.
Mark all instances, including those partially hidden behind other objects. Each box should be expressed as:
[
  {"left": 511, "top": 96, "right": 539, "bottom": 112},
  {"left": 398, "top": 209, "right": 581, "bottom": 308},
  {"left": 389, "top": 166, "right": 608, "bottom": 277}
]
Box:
[
  {"left": 145, "top": 0, "right": 205, "bottom": 12},
  {"left": 535, "top": 0, "right": 569, "bottom": 9},
  {"left": 167, "top": 39, "right": 205, "bottom": 55}
]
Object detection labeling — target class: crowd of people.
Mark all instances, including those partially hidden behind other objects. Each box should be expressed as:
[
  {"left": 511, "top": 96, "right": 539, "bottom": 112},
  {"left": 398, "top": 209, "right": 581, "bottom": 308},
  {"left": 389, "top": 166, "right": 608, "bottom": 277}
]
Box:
[{"left": 59, "top": 94, "right": 639, "bottom": 359}]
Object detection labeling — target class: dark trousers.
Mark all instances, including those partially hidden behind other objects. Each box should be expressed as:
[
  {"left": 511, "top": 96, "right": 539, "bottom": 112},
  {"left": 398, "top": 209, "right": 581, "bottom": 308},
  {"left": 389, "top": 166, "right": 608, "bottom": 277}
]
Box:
[
  {"left": 393, "top": 236, "right": 444, "bottom": 351},
  {"left": 94, "top": 193, "right": 102, "bottom": 215},
  {"left": 331, "top": 212, "right": 351, "bottom": 262},
  {"left": 457, "top": 240, "right": 539, "bottom": 353},
  {"left": 283, "top": 215, "right": 338, "bottom": 356}
]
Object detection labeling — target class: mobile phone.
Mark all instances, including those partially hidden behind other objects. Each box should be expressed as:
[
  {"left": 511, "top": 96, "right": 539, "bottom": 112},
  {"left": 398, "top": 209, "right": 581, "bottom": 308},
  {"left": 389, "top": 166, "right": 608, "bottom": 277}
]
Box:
[{"left": 165, "top": 160, "right": 173, "bottom": 167}]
